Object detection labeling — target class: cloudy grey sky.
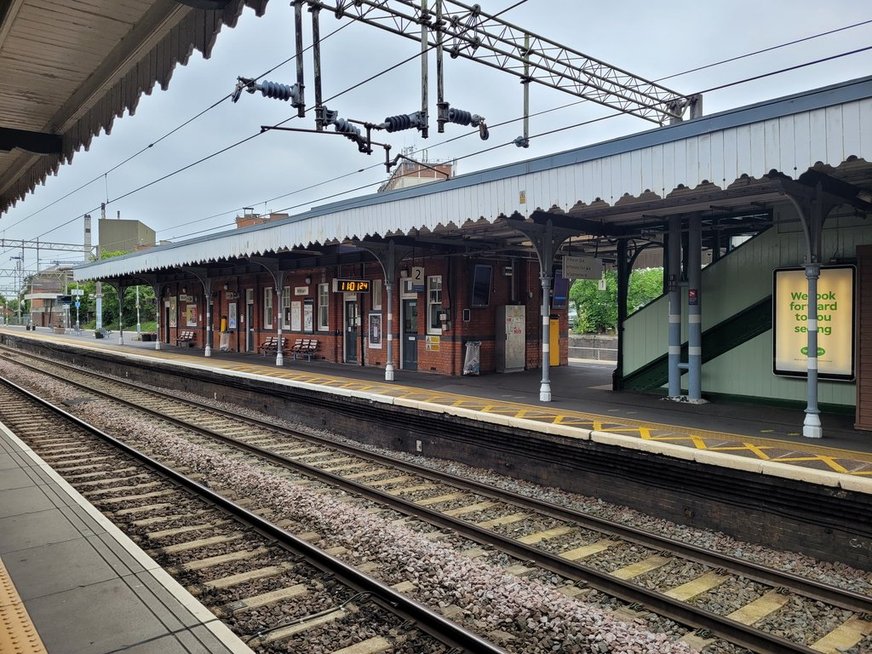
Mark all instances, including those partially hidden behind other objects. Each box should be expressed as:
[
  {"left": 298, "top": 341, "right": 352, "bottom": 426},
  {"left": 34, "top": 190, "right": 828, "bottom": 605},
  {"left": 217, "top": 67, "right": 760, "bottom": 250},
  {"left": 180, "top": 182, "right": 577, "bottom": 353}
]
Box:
[{"left": 2, "top": 0, "right": 872, "bottom": 286}]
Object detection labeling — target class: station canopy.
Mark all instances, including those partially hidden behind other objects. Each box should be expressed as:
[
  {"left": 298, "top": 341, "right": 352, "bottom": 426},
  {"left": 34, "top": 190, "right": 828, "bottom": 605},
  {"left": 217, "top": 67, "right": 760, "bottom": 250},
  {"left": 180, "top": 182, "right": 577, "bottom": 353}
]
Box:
[{"left": 0, "top": 0, "right": 267, "bottom": 215}]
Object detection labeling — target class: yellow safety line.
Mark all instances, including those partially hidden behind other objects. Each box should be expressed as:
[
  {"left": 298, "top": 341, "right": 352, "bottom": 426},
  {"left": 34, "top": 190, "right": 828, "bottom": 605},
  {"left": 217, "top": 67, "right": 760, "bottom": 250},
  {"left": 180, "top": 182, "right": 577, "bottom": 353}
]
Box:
[
  {"left": 8, "top": 330, "right": 872, "bottom": 475},
  {"left": 0, "top": 556, "right": 47, "bottom": 654}
]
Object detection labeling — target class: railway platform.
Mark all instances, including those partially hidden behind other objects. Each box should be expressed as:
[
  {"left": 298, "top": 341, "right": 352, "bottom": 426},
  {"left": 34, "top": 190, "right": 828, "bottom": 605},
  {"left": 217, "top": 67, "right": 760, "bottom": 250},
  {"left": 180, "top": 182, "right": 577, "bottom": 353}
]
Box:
[
  {"left": 3, "top": 325, "right": 870, "bottom": 485},
  {"left": 0, "top": 416, "right": 252, "bottom": 653},
  {"left": 1, "top": 326, "right": 870, "bottom": 650}
]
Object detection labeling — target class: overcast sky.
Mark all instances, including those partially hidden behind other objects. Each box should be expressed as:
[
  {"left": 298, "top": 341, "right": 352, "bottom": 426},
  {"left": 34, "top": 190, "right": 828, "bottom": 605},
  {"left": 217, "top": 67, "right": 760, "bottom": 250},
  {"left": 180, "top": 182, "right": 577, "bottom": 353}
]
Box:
[{"left": 2, "top": 0, "right": 872, "bottom": 288}]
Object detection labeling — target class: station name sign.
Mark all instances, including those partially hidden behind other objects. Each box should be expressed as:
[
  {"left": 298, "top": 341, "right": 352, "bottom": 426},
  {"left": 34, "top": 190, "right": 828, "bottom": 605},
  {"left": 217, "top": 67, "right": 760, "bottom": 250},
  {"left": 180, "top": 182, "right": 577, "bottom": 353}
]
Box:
[
  {"left": 333, "top": 279, "right": 370, "bottom": 293},
  {"left": 773, "top": 266, "right": 855, "bottom": 380}
]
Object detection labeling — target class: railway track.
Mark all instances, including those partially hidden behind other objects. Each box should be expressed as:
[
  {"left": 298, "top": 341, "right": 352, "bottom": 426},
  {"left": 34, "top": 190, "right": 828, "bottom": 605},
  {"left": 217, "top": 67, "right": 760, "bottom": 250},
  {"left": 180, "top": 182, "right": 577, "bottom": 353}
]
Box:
[
  {"left": 0, "top": 372, "right": 502, "bottom": 654},
  {"left": 3, "top": 349, "right": 871, "bottom": 654}
]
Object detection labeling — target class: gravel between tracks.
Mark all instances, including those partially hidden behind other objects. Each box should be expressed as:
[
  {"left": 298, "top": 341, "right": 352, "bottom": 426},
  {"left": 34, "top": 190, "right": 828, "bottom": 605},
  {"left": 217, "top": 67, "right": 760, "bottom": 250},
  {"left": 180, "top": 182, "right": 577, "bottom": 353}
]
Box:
[{"left": 1, "top": 361, "right": 695, "bottom": 654}]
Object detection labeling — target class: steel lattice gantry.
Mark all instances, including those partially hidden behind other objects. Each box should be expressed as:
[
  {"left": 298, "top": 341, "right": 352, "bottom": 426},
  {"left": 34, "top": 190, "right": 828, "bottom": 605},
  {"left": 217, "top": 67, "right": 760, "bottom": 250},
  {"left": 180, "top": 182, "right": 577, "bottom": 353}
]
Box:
[{"left": 312, "top": 0, "right": 698, "bottom": 124}]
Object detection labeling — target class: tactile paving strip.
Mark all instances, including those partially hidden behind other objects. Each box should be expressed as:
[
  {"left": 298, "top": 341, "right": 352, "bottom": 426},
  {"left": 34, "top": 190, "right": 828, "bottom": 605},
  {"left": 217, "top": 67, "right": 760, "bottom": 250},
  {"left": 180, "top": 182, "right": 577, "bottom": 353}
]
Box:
[{"left": 0, "top": 556, "right": 47, "bottom": 654}]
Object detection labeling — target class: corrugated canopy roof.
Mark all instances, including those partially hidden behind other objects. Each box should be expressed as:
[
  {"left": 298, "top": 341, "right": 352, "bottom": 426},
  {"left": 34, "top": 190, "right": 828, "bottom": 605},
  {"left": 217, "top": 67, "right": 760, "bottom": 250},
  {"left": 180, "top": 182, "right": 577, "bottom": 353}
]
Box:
[
  {"left": 0, "top": 0, "right": 267, "bottom": 214},
  {"left": 74, "top": 76, "right": 872, "bottom": 284}
]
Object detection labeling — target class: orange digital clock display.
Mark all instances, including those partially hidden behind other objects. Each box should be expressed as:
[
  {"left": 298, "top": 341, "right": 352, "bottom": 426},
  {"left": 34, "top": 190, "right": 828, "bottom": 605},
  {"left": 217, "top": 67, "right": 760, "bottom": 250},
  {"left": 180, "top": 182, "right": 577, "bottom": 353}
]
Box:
[{"left": 333, "top": 279, "right": 371, "bottom": 293}]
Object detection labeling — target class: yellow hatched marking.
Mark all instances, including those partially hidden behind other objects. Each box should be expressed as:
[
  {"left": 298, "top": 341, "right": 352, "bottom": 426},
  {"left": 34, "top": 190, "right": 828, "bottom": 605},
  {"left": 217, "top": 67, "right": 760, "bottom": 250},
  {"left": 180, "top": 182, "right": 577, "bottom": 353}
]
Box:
[
  {"left": 611, "top": 555, "right": 670, "bottom": 580},
  {"left": 475, "top": 512, "right": 528, "bottom": 528},
  {"left": 443, "top": 501, "right": 498, "bottom": 517},
  {"left": 818, "top": 456, "right": 849, "bottom": 474},
  {"left": 811, "top": 616, "right": 872, "bottom": 653},
  {"left": 690, "top": 435, "right": 707, "bottom": 449},
  {"left": 726, "top": 590, "right": 790, "bottom": 625},
  {"left": 559, "top": 539, "right": 618, "bottom": 561},
  {"left": 773, "top": 456, "right": 828, "bottom": 463},
  {"left": 664, "top": 571, "right": 729, "bottom": 601},
  {"left": 517, "top": 526, "right": 574, "bottom": 545},
  {"left": 554, "top": 415, "right": 594, "bottom": 427},
  {"left": 0, "top": 555, "right": 48, "bottom": 654},
  {"left": 744, "top": 443, "right": 771, "bottom": 460},
  {"left": 638, "top": 427, "right": 652, "bottom": 440}
]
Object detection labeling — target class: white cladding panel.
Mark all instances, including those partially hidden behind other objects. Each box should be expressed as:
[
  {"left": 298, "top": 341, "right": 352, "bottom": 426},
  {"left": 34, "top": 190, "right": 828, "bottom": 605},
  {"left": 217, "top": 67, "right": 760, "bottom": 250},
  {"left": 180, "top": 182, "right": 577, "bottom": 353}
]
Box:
[{"left": 76, "top": 96, "right": 872, "bottom": 281}]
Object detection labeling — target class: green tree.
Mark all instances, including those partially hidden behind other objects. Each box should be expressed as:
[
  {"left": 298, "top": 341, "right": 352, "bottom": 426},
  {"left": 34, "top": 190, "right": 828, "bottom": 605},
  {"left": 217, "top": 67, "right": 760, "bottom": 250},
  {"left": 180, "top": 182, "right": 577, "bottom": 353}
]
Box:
[
  {"left": 568, "top": 267, "right": 663, "bottom": 333},
  {"left": 80, "top": 249, "right": 156, "bottom": 329}
]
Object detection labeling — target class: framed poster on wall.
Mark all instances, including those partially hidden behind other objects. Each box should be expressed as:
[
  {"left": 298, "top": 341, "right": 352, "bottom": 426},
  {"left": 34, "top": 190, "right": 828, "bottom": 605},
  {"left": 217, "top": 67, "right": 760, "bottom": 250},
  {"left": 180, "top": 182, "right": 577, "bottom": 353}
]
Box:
[
  {"left": 368, "top": 312, "right": 382, "bottom": 348},
  {"left": 303, "top": 299, "right": 314, "bottom": 333},
  {"left": 185, "top": 304, "right": 198, "bottom": 327},
  {"left": 773, "top": 266, "right": 855, "bottom": 380},
  {"left": 291, "top": 300, "right": 302, "bottom": 332},
  {"left": 228, "top": 302, "right": 237, "bottom": 330},
  {"left": 169, "top": 297, "right": 177, "bottom": 327}
]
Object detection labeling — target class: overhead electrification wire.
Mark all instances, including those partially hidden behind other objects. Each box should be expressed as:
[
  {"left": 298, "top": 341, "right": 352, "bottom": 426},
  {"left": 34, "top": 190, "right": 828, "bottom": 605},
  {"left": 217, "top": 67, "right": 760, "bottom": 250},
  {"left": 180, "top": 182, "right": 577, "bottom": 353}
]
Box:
[
  {"left": 160, "top": 17, "right": 872, "bottom": 239},
  {"left": 8, "top": 11, "right": 872, "bottom": 257},
  {"left": 695, "top": 44, "right": 872, "bottom": 95}
]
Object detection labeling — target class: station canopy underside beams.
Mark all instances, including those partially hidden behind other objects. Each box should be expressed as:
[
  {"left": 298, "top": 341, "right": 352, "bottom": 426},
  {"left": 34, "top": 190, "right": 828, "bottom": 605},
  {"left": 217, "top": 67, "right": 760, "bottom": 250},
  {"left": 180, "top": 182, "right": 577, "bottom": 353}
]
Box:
[{"left": 80, "top": 157, "right": 872, "bottom": 291}]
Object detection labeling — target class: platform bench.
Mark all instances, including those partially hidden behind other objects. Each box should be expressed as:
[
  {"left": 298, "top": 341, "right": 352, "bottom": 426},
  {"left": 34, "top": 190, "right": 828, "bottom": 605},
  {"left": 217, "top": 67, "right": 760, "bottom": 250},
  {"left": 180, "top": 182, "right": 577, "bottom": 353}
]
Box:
[
  {"left": 176, "top": 330, "right": 196, "bottom": 347},
  {"left": 292, "top": 338, "right": 320, "bottom": 361},
  {"left": 260, "top": 336, "right": 287, "bottom": 356}
]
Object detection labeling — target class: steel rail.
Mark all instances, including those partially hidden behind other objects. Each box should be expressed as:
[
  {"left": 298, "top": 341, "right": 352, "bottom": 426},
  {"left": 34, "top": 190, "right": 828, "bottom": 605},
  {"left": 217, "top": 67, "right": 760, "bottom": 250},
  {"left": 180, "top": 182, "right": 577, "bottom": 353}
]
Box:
[
  {"left": 16, "top": 347, "right": 865, "bottom": 616},
  {"left": 0, "top": 374, "right": 507, "bottom": 654},
  {"left": 4, "top": 354, "right": 835, "bottom": 654}
]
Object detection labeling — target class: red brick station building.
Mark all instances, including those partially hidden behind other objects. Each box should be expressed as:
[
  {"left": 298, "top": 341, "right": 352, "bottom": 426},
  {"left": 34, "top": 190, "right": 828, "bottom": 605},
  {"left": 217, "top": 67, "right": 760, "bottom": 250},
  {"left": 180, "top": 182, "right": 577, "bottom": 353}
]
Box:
[{"left": 78, "top": 208, "right": 571, "bottom": 378}]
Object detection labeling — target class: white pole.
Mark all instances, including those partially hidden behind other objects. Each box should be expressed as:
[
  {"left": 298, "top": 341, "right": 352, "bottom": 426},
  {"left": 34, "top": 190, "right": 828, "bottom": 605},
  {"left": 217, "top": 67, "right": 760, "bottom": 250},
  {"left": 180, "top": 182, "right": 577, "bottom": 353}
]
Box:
[{"left": 135, "top": 286, "right": 141, "bottom": 335}]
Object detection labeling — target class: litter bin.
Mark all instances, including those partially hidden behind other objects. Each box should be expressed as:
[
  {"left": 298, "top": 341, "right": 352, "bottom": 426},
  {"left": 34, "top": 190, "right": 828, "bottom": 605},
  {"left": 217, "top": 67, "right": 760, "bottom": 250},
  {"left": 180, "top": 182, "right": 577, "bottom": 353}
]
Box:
[
  {"left": 463, "top": 340, "right": 481, "bottom": 376},
  {"left": 219, "top": 332, "right": 230, "bottom": 352}
]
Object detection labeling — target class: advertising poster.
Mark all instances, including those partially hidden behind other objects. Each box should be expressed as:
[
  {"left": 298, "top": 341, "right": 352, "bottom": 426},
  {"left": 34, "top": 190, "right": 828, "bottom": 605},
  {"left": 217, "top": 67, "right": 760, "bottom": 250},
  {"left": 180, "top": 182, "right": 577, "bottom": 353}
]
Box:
[
  {"left": 773, "top": 266, "right": 855, "bottom": 380},
  {"left": 169, "top": 297, "right": 177, "bottom": 327},
  {"left": 304, "top": 299, "right": 314, "bottom": 333},
  {"left": 228, "top": 302, "right": 237, "bottom": 330},
  {"left": 291, "top": 301, "right": 302, "bottom": 332},
  {"left": 185, "top": 303, "right": 198, "bottom": 327},
  {"left": 368, "top": 313, "right": 382, "bottom": 348}
]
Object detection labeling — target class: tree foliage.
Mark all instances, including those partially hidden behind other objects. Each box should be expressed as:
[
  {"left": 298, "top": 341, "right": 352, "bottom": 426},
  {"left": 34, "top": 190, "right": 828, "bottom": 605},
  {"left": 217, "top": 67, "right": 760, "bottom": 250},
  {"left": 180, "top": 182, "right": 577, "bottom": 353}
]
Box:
[
  {"left": 75, "top": 249, "right": 156, "bottom": 328},
  {"left": 568, "top": 267, "right": 663, "bottom": 333}
]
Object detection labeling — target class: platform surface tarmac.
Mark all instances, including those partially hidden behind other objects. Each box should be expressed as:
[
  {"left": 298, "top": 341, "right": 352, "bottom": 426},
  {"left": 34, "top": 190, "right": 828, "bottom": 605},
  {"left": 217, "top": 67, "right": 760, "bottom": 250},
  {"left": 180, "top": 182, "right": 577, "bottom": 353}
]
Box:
[
  {"left": 3, "top": 326, "right": 871, "bottom": 482},
  {"left": 0, "top": 416, "right": 251, "bottom": 653}
]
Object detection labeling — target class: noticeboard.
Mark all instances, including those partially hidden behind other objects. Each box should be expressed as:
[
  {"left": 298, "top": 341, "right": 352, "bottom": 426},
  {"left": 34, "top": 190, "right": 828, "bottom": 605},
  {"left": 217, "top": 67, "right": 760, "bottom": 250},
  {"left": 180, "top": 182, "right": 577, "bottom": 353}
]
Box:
[{"left": 772, "top": 266, "right": 855, "bottom": 380}]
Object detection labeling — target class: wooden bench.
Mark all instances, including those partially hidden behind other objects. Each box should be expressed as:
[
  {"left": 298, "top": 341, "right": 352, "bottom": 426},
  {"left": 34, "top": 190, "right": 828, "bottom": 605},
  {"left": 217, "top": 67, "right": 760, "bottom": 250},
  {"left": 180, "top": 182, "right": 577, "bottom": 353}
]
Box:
[
  {"left": 176, "top": 330, "right": 196, "bottom": 347},
  {"left": 292, "top": 338, "right": 320, "bottom": 361},
  {"left": 260, "top": 336, "right": 287, "bottom": 356}
]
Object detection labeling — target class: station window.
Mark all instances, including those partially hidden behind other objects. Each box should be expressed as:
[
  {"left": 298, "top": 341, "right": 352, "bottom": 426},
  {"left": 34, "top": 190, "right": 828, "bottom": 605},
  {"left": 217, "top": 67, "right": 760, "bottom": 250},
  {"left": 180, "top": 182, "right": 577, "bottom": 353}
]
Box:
[
  {"left": 318, "top": 283, "right": 329, "bottom": 331},
  {"left": 281, "top": 286, "right": 291, "bottom": 330},
  {"left": 263, "top": 287, "right": 273, "bottom": 329},
  {"left": 372, "top": 279, "right": 382, "bottom": 310},
  {"left": 427, "top": 275, "right": 442, "bottom": 335}
]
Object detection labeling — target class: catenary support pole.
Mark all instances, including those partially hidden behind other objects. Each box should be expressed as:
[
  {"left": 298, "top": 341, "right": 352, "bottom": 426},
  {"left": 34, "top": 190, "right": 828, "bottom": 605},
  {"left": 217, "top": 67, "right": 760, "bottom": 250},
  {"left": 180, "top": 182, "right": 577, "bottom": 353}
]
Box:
[
  {"left": 667, "top": 215, "right": 682, "bottom": 397},
  {"left": 687, "top": 215, "right": 703, "bottom": 401},
  {"left": 539, "top": 270, "right": 552, "bottom": 402},
  {"left": 803, "top": 262, "right": 822, "bottom": 438}
]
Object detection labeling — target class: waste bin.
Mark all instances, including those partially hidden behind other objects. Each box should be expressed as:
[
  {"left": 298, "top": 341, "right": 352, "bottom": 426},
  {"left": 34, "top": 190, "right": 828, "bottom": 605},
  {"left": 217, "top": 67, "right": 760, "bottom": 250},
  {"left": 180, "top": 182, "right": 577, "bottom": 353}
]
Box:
[
  {"left": 219, "top": 332, "right": 230, "bottom": 352},
  {"left": 463, "top": 340, "right": 481, "bottom": 376}
]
